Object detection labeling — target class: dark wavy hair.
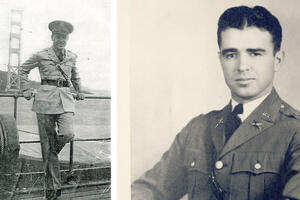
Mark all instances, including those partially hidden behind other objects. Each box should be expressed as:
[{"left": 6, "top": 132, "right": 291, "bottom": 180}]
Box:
[{"left": 217, "top": 6, "right": 282, "bottom": 53}]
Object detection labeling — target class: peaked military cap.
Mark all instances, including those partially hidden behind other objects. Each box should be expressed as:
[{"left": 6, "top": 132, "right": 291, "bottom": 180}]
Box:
[{"left": 48, "top": 20, "right": 73, "bottom": 35}]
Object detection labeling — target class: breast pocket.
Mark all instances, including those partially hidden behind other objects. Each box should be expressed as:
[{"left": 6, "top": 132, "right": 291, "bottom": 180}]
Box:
[
  {"left": 61, "top": 63, "right": 72, "bottom": 76},
  {"left": 231, "top": 152, "right": 283, "bottom": 199},
  {"left": 184, "top": 148, "right": 212, "bottom": 200},
  {"left": 39, "top": 60, "right": 57, "bottom": 76}
]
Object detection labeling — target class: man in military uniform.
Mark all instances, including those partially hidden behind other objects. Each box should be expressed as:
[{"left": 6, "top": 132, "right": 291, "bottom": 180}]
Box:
[
  {"left": 19, "top": 20, "right": 85, "bottom": 200},
  {"left": 132, "top": 6, "right": 300, "bottom": 200}
]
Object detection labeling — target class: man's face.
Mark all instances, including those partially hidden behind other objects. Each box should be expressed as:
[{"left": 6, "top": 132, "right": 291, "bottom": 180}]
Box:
[
  {"left": 219, "top": 27, "right": 283, "bottom": 103},
  {"left": 52, "top": 33, "right": 69, "bottom": 49}
]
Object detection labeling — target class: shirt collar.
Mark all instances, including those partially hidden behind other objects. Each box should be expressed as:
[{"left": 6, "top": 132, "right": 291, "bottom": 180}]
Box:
[
  {"left": 231, "top": 92, "right": 271, "bottom": 121},
  {"left": 52, "top": 46, "right": 65, "bottom": 55}
]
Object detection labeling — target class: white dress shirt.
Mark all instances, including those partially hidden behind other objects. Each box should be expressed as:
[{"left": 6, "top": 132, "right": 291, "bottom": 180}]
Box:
[{"left": 231, "top": 92, "right": 271, "bottom": 122}]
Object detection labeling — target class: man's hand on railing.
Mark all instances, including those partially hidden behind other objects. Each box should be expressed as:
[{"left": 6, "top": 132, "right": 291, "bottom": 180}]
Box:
[
  {"left": 23, "top": 90, "right": 85, "bottom": 101},
  {"left": 22, "top": 89, "right": 36, "bottom": 100},
  {"left": 73, "top": 93, "right": 85, "bottom": 101}
]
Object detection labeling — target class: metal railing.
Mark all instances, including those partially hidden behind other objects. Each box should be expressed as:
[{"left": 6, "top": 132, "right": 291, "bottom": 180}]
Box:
[
  {"left": 0, "top": 92, "right": 111, "bottom": 175},
  {"left": 0, "top": 92, "right": 111, "bottom": 120}
]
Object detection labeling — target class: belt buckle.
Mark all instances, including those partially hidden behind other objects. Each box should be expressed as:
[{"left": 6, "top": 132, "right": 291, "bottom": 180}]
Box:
[{"left": 57, "top": 78, "right": 64, "bottom": 87}]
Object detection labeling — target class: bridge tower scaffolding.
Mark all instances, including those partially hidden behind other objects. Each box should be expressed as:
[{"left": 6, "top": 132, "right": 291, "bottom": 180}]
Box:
[{"left": 6, "top": 10, "right": 23, "bottom": 92}]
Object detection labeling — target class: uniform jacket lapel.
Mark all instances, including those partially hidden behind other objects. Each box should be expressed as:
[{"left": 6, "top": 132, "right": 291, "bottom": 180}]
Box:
[
  {"left": 218, "top": 89, "right": 281, "bottom": 158},
  {"left": 47, "top": 47, "right": 73, "bottom": 63},
  {"left": 210, "top": 102, "right": 231, "bottom": 156},
  {"left": 64, "top": 50, "right": 73, "bottom": 62},
  {"left": 47, "top": 47, "right": 60, "bottom": 63}
]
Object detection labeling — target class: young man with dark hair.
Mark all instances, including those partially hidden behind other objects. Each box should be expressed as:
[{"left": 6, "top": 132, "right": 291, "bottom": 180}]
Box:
[{"left": 132, "top": 5, "right": 300, "bottom": 200}]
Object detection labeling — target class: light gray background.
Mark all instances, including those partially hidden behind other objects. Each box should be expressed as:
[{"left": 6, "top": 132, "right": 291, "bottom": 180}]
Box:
[{"left": 130, "top": 0, "right": 300, "bottom": 187}]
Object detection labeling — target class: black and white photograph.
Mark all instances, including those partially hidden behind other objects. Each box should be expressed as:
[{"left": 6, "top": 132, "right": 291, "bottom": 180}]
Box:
[
  {"left": 130, "top": 0, "right": 300, "bottom": 199},
  {"left": 0, "top": 0, "right": 111, "bottom": 199}
]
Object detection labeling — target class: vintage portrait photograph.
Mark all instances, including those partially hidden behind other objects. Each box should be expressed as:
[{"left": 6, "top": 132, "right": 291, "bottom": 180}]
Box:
[
  {"left": 130, "top": 0, "right": 300, "bottom": 199},
  {"left": 0, "top": 0, "right": 111, "bottom": 199}
]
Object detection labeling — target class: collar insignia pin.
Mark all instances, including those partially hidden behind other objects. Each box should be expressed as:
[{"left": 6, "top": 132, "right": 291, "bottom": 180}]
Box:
[
  {"left": 215, "top": 118, "right": 224, "bottom": 128},
  {"left": 262, "top": 112, "right": 270, "bottom": 118},
  {"left": 251, "top": 120, "right": 263, "bottom": 130}
]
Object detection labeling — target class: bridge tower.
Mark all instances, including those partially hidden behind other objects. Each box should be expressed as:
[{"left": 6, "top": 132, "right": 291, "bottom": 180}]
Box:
[{"left": 6, "top": 10, "right": 23, "bottom": 92}]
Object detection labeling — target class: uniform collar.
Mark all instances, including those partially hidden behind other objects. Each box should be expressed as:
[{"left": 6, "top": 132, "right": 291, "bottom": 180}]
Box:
[
  {"left": 48, "top": 46, "right": 71, "bottom": 63},
  {"left": 218, "top": 88, "right": 282, "bottom": 158},
  {"left": 231, "top": 91, "right": 271, "bottom": 122},
  {"left": 52, "top": 46, "right": 65, "bottom": 56}
]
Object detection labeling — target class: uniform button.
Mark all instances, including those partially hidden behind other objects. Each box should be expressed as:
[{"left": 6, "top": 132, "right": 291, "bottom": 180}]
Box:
[
  {"left": 190, "top": 161, "right": 195, "bottom": 168},
  {"left": 215, "top": 161, "right": 223, "bottom": 169},
  {"left": 254, "top": 163, "right": 262, "bottom": 170},
  {"left": 280, "top": 105, "right": 285, "bottom": 109}
]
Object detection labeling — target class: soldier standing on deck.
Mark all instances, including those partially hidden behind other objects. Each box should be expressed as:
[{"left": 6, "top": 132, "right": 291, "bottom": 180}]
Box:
[{"left": 19, "top": 20, "right": 85, "bottom": 200}]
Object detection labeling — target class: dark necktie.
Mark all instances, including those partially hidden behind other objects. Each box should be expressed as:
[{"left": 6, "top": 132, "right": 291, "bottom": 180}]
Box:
[
  {"left": 225, "top": 103, "right": 243, "bottom": 142},
  {"left": 57, "top": 50, "right": 64, "bottom": 61}
]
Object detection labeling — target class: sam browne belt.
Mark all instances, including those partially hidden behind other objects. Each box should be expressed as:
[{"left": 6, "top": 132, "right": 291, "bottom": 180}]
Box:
[
  {"left": 41, "top": 79, "right": 70, "bottom": 87},
  {"left": 208, "top": 170, "right": 227, "bottom": 200}
]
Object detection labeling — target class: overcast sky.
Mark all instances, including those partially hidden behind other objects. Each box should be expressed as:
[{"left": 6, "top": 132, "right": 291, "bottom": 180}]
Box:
[{"left": 0, "top": 0, "right": 111, "bottom": 91}]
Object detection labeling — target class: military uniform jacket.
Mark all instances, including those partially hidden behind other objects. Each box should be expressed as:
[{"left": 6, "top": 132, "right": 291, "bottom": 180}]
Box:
[
  {"left": 19, "top": 47, "right": 81, "bottom": 114},
  {"left": 132, "top": 89, "right": 300, "bottom": 200}
]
